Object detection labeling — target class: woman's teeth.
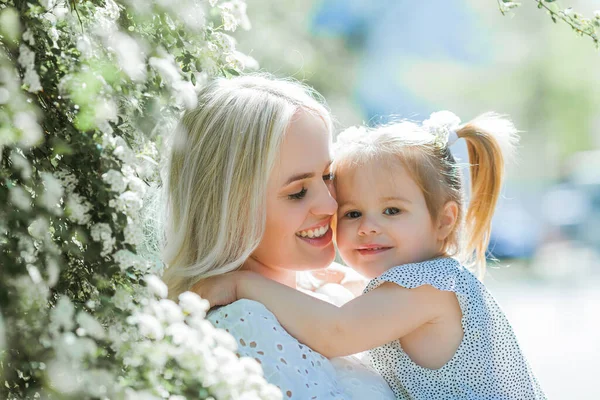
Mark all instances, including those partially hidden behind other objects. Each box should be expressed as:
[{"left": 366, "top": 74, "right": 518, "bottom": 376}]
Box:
[{"left": 296, "top": 225, "right": 329, "bottom": 238}]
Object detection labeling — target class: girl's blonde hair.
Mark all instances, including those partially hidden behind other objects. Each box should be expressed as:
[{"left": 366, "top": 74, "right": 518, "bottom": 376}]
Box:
[
  {"left": 333, "top": 113, "right": 518, "bottom": 279},
  {"left": 160, "top": 74, "right": 332, "bottom": 299}
]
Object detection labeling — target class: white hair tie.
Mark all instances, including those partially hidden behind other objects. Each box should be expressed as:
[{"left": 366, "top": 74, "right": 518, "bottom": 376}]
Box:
[
  {"left": 447, "top": 130, "right": 459, "bottom": 147},
  {"left": 423, "top": 111, "right": 461, "bottom": 148}
]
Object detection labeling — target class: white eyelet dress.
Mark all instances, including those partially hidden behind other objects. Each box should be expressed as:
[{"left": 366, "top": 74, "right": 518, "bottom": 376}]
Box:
[
  {"left": 208, "top": 299, "right": 395, "bottom": 400},
  {"left": 363, "top": 257, "right": 547, "bottom": 400}
]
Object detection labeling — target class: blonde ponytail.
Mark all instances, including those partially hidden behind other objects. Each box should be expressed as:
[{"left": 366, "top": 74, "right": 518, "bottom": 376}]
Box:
[{"left": 457, "top": 113, "right": 518, "bottom": 278}]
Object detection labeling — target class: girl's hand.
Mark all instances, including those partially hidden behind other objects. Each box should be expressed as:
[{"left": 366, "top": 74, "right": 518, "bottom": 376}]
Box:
[{"left": 191, "top": 271, "right": 244, "bottom": 308}]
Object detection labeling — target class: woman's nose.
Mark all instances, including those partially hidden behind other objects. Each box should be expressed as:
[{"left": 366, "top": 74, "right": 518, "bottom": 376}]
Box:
[{"left": 312, "top": 183, "right": 338, "bottom": 216}]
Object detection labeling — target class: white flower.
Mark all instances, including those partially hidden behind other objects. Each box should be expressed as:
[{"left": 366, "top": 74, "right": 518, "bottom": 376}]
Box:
[
  {"left": 113, "top": 286, "right": 132, "bottom": 311},
  {"left": 76, "top": 35, "right": 93, "bottom": 59},
  {"left": 149, "top": 55, "right": 181, "bottom": 85},
  {"left": 145, "top": 342, "right": 171, "bottom": 368},
  {"left": 165, "top": 321, "right": 193, "bottom": 345},
  {"left": 13, "top": 111, "right": 43, "bottom": 147},
  {"left": 27, "top": 265, "right": 42, "bottom": 284},
  {"left": 23, "top": 68, "right": 42, "bottom": 93},
  {"left": 17, "top": 45, "right": 42, "bottom": 93},
  {"left": 112, "top": 249, "right": 139, "bottom": 271},
  {"left": 10, "top": 149, "right": 32, "bottom": 179},
  {"left": 17, "top": 44, "right": 35, "bottom": 66},
  {"left": 55, "top": 332, "right": 98, "bottom": 361},
  {"left": 112, "top": 137, "right": 136, "bottom": 164},
  {"left": 46, "top": 258, "right": 60, "bottom": 287},
  {"left": 0, "top": 87, "right": 9, "bottom": 104},
  {"left": 28, "top": 216, "right": 49, "bottom": 240},
  {"left": 23, "top": 29, "right": 35, "bottom": 46},
  {"left": 90, "top": 223, "right": 115, "bottom": 257},
  {"left": 117, "top": 190, "right": 143, "bottom": 213},
  {"left": 157, "top": 299, "right": 184, "bottom": 324},
  {"left": 123, "top": 220, "right": 144, "bottom": 246},
  {"left": 422, "top": 110, "right": 461, "bottom": 146},
  {"left": 51, "top": 296, "right": 75, "bottom": 331},
  {"left": 94, "top": 98, "right": 118, "bottom": 126},
  {"left": 126, "top": 174, "right": 147, "bottom": 196},
  {"left": 213, "top": 32, "right": 236, "bottom": 53},
  {"left": 212, "top": 328, "right": 237, "bottom": 352},
  {"left": 178, "top": 291, "right": 210, "bottom": 317},
  {"left": 9, "top": 186, "right": 32, "bottom": 211},
  {"left": 76, "top": 311, "right": 106, "bottom": 340},
  {"left": 175, "top": 2, "right": 206, "bottom": 31},
  {"left": 108, "top": 32, "right": 146, "bottom": 81},
  {"left": 219, "top": 0, "right": 251, "bottom": 31},
  {"left": 173, "top": 80, "right": 198, "bottom": 109},
  {"left": 132, "top": 313, "right": 164, "bottom": 340},
  {"left": 228, "top": 51, "right": 258, "bottom": 71},
  {"left": 199, "top": 53, "right": 220, "bottom": 76},
  {"left": 96, "top": 0, "right": 120, "bottom": 20},
  {"left": 102, "top": 169, "right": 127, "bottom": 193},
  {"left": 144, "top": 275, "right": 168, "bottom": 299},
  {"left": 66, "top": 193, "right": 92, "bottom": 225},
  {"left": 40, "top": 172, "right": 64, "bottom": 214}
]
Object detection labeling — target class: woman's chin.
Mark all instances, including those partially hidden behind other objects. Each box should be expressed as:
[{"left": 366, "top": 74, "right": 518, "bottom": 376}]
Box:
[{"left": 291, "top": 244, "right": 336, "bottom": 271}]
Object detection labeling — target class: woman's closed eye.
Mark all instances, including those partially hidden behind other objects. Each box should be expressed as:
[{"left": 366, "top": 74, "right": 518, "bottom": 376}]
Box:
[
  {"left": 288, "top": 187, "right": 307, "bottom": 200},
  {"left": 322, "top": 172, "right": 334, "bottom": 181},
  {"left": 383, "top": 207, "right": 401, "bottom": 216}
]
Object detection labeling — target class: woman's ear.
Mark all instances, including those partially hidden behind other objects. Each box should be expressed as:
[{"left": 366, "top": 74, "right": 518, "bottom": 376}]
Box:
[{"left": 436, "top": 201, "right": 459, "bottom": 241}]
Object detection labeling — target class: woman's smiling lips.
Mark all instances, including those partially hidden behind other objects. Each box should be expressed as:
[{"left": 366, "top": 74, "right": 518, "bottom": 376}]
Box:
[
  {"left": 356, "top": 244, "right": 393, "bottom": 256},
  {"left": 295, "top": 220, "right": 333, "bottom": 247}
]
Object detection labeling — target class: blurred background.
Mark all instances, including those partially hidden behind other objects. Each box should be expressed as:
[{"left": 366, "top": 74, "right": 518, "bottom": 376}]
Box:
[{"left": 233, "top": 0, "right": 600, "bottom": 398}]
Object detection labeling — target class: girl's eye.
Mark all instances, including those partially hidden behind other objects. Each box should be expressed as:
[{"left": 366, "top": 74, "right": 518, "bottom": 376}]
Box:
[
  {"left": 288, "top": 187, "right": 307, "bottom": 200},
  {"left": 383, "top": 207, "right": 400, "bottom": 216},
  {"left": 344, "top": 210, "right": 362, "bottom": 219},
  {"left": 323, "top": 172, "right": 334, "bottom": 181}
]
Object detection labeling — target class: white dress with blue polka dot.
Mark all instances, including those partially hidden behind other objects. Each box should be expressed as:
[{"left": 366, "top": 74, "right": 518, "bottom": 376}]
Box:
[{"left": 364, "top": 257, "right": 547, "bottom": 400}]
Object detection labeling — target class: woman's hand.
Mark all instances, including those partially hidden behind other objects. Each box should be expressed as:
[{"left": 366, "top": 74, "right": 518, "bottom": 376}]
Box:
[{"left": 191, "top": 271, "right": 245, "bottom": 308}]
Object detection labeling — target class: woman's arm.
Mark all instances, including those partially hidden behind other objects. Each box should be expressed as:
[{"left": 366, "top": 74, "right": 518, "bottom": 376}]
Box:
[
  {"left": 196, "top": 271, "right": 447, "bottom": 358},
  {"left": 207, "top": 299, "right": 350, "bottom": 399}
]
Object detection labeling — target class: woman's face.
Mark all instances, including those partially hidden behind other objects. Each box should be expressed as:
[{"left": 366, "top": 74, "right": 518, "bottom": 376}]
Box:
[{"left": 250, "top": 109, "right": 337, "bottom": 276}]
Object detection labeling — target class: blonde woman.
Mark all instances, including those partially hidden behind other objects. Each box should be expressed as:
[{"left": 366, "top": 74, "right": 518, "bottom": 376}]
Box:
[{"left": 161, "top": 74, "right": 394, "bottom": 399}]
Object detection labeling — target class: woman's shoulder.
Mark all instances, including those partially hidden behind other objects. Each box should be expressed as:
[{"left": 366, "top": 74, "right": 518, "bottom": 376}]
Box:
[{"left": 207, "top": 299, "right": 275, "bottom": 323}]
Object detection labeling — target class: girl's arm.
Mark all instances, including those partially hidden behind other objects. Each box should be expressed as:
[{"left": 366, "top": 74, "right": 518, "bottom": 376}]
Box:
[{"left": 194, "top": 271, "right": 447, "bottom": 358}]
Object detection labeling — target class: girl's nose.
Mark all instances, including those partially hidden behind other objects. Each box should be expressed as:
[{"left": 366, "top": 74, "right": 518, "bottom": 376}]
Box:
[{"left": 358, "top": 217, "right": 380, "bottom": 236}]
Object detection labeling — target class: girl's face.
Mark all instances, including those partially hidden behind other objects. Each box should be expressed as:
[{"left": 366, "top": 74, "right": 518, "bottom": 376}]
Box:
[
  {"left": 335, "top": 159, "right": 443, "bottom": 279},
  {"left": 250, "top": 110, "right": 337, "bottom": 279}
]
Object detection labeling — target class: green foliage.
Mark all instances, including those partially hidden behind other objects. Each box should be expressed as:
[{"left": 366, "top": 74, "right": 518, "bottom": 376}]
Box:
[{"left": 0, "top": 0, "right": 279, "bottom": 399}]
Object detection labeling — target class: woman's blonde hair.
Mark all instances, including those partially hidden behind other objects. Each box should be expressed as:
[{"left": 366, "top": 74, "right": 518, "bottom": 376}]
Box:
[
  {"left": 160, "top": 74, "right": 332, "bottom": 299},
  {"left": 333, "top": 113, "right": 518, "bottom": 279}
]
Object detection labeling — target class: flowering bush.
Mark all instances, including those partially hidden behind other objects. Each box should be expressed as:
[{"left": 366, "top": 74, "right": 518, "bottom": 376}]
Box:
[{"left": 0, "top": 0, "right": 280, "bottom": 398}]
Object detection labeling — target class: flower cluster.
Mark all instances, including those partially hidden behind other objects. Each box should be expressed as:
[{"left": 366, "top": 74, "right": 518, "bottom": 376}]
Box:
[{"left": 0, "top": 0, "right": 278, "bottom": 399}]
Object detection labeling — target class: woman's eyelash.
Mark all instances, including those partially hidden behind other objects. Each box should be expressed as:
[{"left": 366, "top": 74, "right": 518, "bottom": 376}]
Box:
[
  {"left": 323, "top": 173, "right": 334, "bottom": 181},
  {"left": 288, "top": 187, "right": 307, "bottom": 200}
]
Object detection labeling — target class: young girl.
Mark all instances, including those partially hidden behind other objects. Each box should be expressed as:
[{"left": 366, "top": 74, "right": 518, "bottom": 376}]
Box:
[{"left": 193, "top": 111, "right": 546, "bottom": 399}]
